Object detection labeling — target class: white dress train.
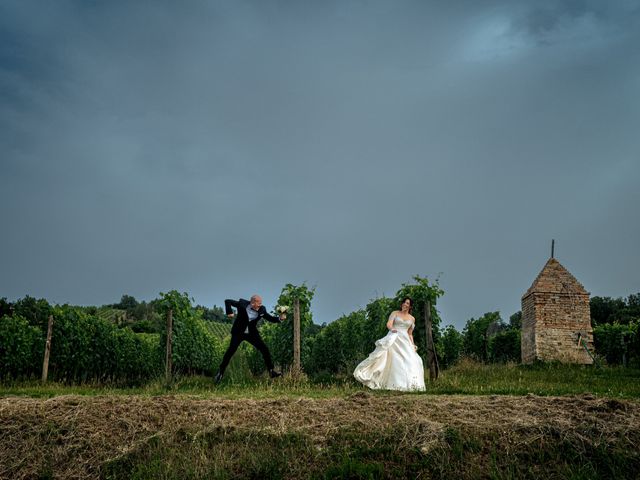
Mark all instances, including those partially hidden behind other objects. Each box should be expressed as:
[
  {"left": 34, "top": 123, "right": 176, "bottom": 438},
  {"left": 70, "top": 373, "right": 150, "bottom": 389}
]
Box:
[{"left": 353, "top": 316, "right": 426, "bottom": 391}]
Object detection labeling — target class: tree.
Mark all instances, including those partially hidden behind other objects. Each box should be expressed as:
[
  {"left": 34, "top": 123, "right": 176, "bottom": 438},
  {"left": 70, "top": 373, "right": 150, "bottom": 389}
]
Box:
[
  {"left": 509, "top": 311, "right": 522, "bottom": 330},
  {"left": 590, "top": 296, "right": 625, "bottom": 325},
  {"left": 462, "top": 312, "right": 501, "bottom": 362},
  {"left": 195, "top": 305, "right": 228, "bottom": 323},
  {"left": 440, "top": 325, "right": 462, "bottom": 368},
  {"left": 488, "top": 329, "right": 521, "bottom": 363},
  {"left": 115, "top": 295, "right": 138, "bottom": 311},
  {"left": 13, "top": 296, "right": 53, "bottom": 330},
  {"left": 0, "top": 298, "right": 13, "bottom": 318},
  {"left": 593, "top": 322, "right": 639, "bottom": 365}
]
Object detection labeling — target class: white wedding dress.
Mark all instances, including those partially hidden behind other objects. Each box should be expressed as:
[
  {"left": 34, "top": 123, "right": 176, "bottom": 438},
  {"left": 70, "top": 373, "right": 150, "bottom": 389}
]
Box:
[{"left": 353, "top": 315, "right": 426, "bottom": 391}]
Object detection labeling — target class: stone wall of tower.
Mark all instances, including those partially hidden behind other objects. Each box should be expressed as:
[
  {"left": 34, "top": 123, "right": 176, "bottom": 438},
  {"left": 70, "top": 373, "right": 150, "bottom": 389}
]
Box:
[
  {"left": 521, "top": 291, "right": 593, "bottom": 364},
  {"left": 521, "top": 294, "right": 537, "bottom": 364}
]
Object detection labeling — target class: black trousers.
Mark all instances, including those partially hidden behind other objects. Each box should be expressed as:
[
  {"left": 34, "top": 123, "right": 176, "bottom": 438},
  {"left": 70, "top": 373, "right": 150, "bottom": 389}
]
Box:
[{"left": 218, "top": 331, "right": 274, "bottom": 374}]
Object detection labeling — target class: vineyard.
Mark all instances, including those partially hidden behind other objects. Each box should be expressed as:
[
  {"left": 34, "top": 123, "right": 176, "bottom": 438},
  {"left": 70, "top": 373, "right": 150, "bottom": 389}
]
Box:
[
  {"left": 204, "top": 321, "right": 232, "bottom": 339},
  {"left": 1, "top": 281, "right": 639, "bottom": 385}
]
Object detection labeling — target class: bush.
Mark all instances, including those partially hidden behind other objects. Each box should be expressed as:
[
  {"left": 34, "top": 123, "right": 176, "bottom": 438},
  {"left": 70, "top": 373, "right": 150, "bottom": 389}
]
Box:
[
  {"left": 440, "top": 325, "right": 463, "bottom": 368},
  {"left": 488, "top": 329, "right": 521, "bottom": 363},
  {"left": 12, "top": 296, "right": 53, "bottom": 330},
  {"left": 593, "top": 322, "right": 638, "bottom": 366},
  {"left": 0, "top": 307, "right": 164, "bottom": 383},
  {"left": 158, "top": 291, "right": 223, "bottom": 376},
  {"left": 462, "top": 312, "right": 501, "bottom": 362},
  {"left": 0, "top": 315, "right": 44, "bottom": 379},
  {"left": 47, "top": 305, "right": 162, "bottom": 383}
]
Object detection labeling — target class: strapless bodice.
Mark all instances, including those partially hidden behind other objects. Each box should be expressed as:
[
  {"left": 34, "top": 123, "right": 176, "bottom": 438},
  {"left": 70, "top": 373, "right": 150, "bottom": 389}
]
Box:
[{"left": 392, "top": 316, "right": 413, "bottom": 330}]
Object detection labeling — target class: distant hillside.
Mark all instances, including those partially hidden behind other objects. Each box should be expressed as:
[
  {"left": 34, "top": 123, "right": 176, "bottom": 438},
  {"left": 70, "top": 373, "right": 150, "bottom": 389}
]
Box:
[{"left": 204, "top": 321, "right": 232, "bottom": 339}]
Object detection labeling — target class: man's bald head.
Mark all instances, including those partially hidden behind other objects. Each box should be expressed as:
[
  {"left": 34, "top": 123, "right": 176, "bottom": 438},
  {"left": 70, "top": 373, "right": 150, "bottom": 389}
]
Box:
[{"left": 250, "top": 295, "right": 262, "bottom": 310}]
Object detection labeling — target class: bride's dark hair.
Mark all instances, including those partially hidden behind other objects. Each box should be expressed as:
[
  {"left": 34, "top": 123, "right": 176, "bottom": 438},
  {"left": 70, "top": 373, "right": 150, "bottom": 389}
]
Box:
[{"left": 400, "top": 297, "right": 413, "bottom": 312}]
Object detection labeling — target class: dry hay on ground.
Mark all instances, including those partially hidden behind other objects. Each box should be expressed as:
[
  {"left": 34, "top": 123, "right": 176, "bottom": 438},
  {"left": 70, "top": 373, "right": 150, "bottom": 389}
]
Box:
[{"left": 0, "top": 393, "right": 639, "bottom": 479}]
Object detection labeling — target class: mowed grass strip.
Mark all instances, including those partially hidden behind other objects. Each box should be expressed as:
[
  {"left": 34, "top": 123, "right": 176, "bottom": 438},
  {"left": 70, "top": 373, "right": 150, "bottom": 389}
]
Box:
[{"left": 1, "top": 393, "right": 639, "bottom": 479}]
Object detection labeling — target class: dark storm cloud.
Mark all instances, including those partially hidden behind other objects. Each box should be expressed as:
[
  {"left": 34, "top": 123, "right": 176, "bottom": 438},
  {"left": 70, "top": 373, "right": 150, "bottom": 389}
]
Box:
[{"left": 1, "top": 0, "right": 639, "bottom": 329}]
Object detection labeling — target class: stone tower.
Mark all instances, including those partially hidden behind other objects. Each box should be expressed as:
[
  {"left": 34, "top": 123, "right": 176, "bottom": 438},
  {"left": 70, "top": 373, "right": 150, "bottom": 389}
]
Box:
[{"left": 521, "top": 257, "right": 593, "bottom": 364}]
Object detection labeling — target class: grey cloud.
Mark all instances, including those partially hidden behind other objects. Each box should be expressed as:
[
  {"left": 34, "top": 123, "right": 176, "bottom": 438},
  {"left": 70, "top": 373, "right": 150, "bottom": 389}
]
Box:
[{"left": 1, "top": 0, "right": 639, "bottom": 328}]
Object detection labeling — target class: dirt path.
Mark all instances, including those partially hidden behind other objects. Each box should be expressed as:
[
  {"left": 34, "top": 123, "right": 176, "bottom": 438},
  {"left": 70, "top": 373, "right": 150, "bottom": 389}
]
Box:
[{"left": 1, "top": 393, "right": 639, "bottom": 479}]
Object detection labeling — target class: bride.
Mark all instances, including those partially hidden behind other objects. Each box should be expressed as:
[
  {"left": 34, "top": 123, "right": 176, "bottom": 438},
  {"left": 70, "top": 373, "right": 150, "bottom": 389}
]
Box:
[{"left": 353, "top": 297, "right": 426, "bottom": 391}]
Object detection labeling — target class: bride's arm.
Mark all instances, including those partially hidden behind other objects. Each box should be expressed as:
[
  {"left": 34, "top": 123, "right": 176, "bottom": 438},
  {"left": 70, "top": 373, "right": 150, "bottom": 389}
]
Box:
[
  {"left": 408, "top": 323, "right": 417, "bottom": 350},
  {"left": 386, "top": 312, "right": 397, "bottom": 333}
]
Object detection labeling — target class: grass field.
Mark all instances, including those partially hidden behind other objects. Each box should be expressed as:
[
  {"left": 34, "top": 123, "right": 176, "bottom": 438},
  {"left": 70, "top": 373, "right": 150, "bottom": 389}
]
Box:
[
  {"left": 2, "top": 359, "right": 639, "bottom": 399},
  {"left": 1, "top": 361, "right": 639, "bottom": 479}
]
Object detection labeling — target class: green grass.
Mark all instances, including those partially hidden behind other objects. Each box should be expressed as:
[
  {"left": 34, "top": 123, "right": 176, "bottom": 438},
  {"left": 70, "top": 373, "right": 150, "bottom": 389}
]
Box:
[
  {"left": 0, "top": 375, "right": 362, "bottom": 400},
  {"left": 2, "top": 359, "right": 639, "bottom": 399},
  {"left": 429, "top": 358, "right": 640, "bottom": 398}
]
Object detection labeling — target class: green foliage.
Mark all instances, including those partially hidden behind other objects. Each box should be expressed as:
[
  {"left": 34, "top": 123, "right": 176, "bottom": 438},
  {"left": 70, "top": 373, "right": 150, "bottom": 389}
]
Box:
[
  {"left": 306, "top": 310, "right": 369, "bottom": 374},
  {"left": 364, "top": 297, "right": 396, "bottom": 348},
  {"left": 48, "top": 305, "right": 162, "bottom": 383},
  {"left": 440, "top": 325, "right": 463, "bottom": 368},
  {"left": 7, "top": 284, "right": 640, "bottom": 386},
  {"left": 203, "top": 321, "right": 232, "bottom": 339},
  {"left": 591, "top": 293, "right": 640, "bottom": 326},
  {"left": 114, "top": 294, "right": 139, "bottom": 311},
  {"left": 0, "top": 315, "right": 44, "bottom": 379},
  {"left": 195, "top": 304, "right": 229, "bottom": 324},
  {"left": 593, "top": 322, "right": 639, "bottom": 366},
  {"left": 303, "top": 298, "right": 392, "bottom": 377},
  {"left": 462, "top": 312, "right": 501, "bottom": 362},
  {"left": 101, "top": 297, "right": 164, "bottom": 333},
  {"left": 96, "top": 307, "right": 125, "bottom": 324},
  {"left": 12, "top": 296, "right": 53, "bottom": 330},
  {"left": 509, "top": 311, "right": 522, "bottom": 329},
  {"left": 461, "top": 311, "right": 521, "bottom": 364},
  {"left": 302, "top": 276, "right": 444, "bottom": 378},
  {"left": 488, "top": 328, "right": 521, "bottom": 363},
  {"left": 0, "top": 295, "right": 166, "bottom": 383},
  {"left": 0, "top": 297, "right": 12, "bottom": 318},
  {"left": 158, "top": 291, "right": 223, "bottom": 376},
  {"left": 247, "top": 284, "right": 315, "bottom": 374}
]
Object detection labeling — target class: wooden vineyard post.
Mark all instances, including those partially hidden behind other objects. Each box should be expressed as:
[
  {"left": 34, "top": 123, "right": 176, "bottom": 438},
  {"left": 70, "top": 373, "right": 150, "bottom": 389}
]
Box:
[
  {"left": 293, "top": 298, "right": 301, "bottom": 375},
  {"left": 165, "top": 309, "right": 173, "bottom": 384},
  {"left": 424, "top": 300, "right": 439, "bottom": 380},
  {"left": 41, "top": 315, "right": 54, "bottom": 382}
]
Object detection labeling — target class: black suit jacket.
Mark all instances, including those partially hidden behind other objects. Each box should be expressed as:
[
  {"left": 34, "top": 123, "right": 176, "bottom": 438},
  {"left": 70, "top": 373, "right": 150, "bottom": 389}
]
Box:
[{"left": 225, "top": 298, "right": 281, "bottom": 335}]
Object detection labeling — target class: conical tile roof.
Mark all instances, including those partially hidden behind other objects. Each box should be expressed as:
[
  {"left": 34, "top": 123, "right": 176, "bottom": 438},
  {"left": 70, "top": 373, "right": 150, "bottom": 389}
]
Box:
[{"left": 522, "top": 258, "right": 588, "bottom": 299}]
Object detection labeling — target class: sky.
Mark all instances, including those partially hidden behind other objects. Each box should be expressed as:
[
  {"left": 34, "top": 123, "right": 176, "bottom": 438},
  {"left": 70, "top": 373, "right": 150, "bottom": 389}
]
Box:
[{"left": 1, "top": 0, "right": 639, "bottom": 330}]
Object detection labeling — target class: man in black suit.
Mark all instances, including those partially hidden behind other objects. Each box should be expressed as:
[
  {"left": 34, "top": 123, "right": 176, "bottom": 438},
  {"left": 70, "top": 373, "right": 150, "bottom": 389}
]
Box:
[{"left": 214, "top": 294, "right": 285, "bottom": 384}]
